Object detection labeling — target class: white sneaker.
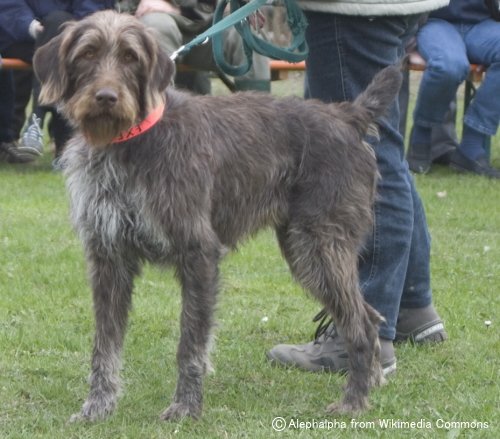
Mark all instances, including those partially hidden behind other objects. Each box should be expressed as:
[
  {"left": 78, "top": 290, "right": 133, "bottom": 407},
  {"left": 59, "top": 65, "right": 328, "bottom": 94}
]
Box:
[{"left": 18, "top": 114, "right": 44, "bottom": 156}]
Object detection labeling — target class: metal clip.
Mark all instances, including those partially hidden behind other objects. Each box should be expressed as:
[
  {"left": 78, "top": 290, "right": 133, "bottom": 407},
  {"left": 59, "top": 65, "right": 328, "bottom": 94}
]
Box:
[{"left": 170, "top": 45, "right": 186, "bottom": 61}]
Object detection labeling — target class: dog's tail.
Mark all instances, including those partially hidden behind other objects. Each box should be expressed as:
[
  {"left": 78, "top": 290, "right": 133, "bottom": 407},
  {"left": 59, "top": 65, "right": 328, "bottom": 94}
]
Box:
[{"left": 349, "top": 64, "right": 403, "bottom": 134}]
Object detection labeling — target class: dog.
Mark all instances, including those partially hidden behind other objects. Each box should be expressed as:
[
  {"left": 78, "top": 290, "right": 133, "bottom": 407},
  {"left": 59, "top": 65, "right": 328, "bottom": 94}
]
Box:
[{"left": 33, "top": 10, "right": 402, "bottom": 421}]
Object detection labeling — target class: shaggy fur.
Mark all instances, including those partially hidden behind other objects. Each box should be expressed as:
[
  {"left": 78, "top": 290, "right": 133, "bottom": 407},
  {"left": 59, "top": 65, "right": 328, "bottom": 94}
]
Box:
[{"left": 33, "top": 10, "right": 402, "bottom": 421}]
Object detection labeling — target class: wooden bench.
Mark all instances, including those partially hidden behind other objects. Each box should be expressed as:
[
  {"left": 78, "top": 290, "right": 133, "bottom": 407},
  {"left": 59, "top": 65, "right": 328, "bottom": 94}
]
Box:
[
  {"left": 0, "top": 57, "right": 32, "bottom": 70},
  {"left": 270, "top": 59, "right": 305, "bottom": 80},
  {"left": 1, "top": 55, "right": 485, "bottom": 94},
  {"left": 270, "top": 55, "right": 486, "bottom": 109},
  {"left": 2, "top": 55, "right": 490, "bottom": 158},
  {"left": 0, "top": 58, "right": 305, "bottom": 74},
  {"left": 1, "top": 55, "right": 488, "bottom": 141}
]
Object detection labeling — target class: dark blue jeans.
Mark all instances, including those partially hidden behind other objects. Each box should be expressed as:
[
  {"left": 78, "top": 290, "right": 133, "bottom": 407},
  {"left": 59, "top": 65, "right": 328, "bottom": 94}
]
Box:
[{"left": 304, "top": 12, "right": 431, "bottom": 340}]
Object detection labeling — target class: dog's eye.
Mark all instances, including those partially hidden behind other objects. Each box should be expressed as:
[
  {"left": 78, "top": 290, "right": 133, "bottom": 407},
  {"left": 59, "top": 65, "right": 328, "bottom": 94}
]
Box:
[
  {"left": 82, "top": 48, "right": 97, "bottom": 60},
  {"left": 122, "top": 50, "right": 138, "bottom": 63}
]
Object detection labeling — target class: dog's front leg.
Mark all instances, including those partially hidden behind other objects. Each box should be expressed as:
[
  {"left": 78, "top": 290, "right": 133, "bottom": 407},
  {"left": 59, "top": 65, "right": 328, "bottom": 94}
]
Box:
[
  {"left": 161, "top": 239, "right": 220, "bottom": 421},
  {"left": 70, "top": 251, "right": 139, "bottom": 422}
]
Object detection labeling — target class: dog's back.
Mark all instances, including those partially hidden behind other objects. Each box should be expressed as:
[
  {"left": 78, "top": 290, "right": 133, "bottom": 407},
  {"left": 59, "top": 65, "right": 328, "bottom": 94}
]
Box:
[{"left": 161, "top": 66, "right": 401, "bottom": 248}]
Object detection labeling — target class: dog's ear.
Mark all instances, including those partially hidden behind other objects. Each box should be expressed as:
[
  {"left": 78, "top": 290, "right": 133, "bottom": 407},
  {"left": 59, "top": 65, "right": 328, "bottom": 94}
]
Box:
[
  {"left": 140, "top": 28, "right": 175, "bottom": 93},
  {"left": 153, "top": 44, "right": 175, "bottom": 92},
  {"left": 33, "top": 21, "right": 81, "bottom": 105},
  {"left": 33, "top": 33, "right": 67, "bottom": 105}
]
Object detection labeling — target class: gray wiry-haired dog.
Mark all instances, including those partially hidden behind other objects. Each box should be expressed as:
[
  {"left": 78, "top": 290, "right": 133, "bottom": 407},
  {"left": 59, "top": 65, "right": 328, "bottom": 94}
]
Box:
[{"left": 34, "top": 10, "right": 402, "bottom": 422}]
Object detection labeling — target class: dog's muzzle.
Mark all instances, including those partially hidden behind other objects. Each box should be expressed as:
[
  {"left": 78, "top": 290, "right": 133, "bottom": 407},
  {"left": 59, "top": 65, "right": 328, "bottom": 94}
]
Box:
[{"left": 95, "top": 88, "right": 118, "bottom": 108}]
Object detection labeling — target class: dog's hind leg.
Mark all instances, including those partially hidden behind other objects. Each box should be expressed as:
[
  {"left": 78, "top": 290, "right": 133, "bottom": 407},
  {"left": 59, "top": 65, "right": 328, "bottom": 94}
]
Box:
[
  {"left": 160, "top": 233, "right": 221, "bottom": 421},
  {"left": 276, "top": 221, "right": 383, "bottom": 413},
  {"left": 70, "top": 250, "right": 140, "bottom": 422}
]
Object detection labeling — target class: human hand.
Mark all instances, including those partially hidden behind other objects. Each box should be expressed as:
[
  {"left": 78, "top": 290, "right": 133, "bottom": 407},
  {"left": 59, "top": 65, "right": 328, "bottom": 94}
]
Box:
[
  {"left": 248, "top": 10, "right": 266, "bottom": 30},
  {"left": 28, "top": 20, "right": 44, "bottom": 39},
  {"left": 135, "top": 0, "right": 180, "bottom": 17}
]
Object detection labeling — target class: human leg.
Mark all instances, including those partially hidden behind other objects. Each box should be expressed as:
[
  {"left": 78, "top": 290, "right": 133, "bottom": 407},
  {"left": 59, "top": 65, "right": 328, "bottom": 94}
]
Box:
[
  {"left": 268, "top": 12, "right": 446, "bottom": 372},
  {"left": 18, "top": 11, "right": 75, "bottom": 158},
  {"left": 399, "top": 68, "right": 411, "bottom": 138},
  {"left": 463, "top": 19, "right": 500, "bottom": 138},
  {"left": 219, "top": 29, "right": 270, "bottom": 91},
  {"left": 2, "top": 42, "right": 34, "bottom": 141},
  {"left": 409, "top": 19, "right": 469, "bottom": 173},
  {"left": 396, "top": 179, "right": 447, "bottom": 342},
  {"left": 430, "top": 99, "right": 458, "bottom": 164},
  {"left": 447, "top": 19, "right": 500, "bottom": 178},
  {"left": 401, "top": 74, "right": 458, "bottom": 165},
  {"left": 184, "top": 27, "right": 270, "bottom": 91},
  {"left": 304, "top": 13, "right": 422, "bottom": 340},
  {"left": 0, "top": 68, "right": 36, "bottom": 163},
  {"left": 0, "top": 71, "right": 15, "bottom": 145}
]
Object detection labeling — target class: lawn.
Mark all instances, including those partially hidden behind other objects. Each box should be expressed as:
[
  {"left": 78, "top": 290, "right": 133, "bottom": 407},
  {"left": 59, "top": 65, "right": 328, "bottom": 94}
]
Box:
[{"left": 0, "top": 73, "right": 498, "bottom": 438}]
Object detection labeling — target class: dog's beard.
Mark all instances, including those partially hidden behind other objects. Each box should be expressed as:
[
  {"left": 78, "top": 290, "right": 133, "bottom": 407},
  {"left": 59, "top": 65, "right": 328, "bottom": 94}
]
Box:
[
  {"left": 66, "top": 88, "right": 139, "bottom": 148},
  {"left": 79, "top": 113, "right": 136, "bottom": 148}
]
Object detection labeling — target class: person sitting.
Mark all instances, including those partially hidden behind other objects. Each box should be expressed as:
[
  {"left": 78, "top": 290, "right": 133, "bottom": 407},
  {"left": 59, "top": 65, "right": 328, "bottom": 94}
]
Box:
[
  {"left": 119, "top": 0, "right": 270, "bottom": 94},
  {"left": 0, "top": 68, "right": 34, "bottom": 163},
  {"left": 0, "top": 0, "right": 115, "bottom": 164},
  {"left": 407, "top": 0, "right": 500, "bottom": 178}
]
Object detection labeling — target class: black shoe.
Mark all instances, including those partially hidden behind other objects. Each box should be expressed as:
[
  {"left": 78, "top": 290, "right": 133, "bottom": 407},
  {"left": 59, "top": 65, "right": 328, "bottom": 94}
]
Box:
[
  {"left": 433, "top": 149, "right": 455, "bottom": 165},
  {"left": 0, "top": 141, "right": 37, "bottom": 163},
  {"left": 431, "top": 144, "right": 456, "bottom": 165},
  {"left": 407, "top": 142, "right": 432, "bottom": 174},
  {"left": 449, "top": 150, "right": 500, "bottom": 179}
]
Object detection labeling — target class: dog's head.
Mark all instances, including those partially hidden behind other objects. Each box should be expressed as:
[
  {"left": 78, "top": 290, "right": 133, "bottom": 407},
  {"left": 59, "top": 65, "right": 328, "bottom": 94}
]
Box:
[{"left": 33, "top": 10, "right": 174, "bottom": 147}]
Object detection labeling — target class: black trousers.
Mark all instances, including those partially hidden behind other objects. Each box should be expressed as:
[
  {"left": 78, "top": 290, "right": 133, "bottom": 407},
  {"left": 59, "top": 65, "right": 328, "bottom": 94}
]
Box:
[{"left": 1, "top": 11, "right": 73, "bottom": 153}]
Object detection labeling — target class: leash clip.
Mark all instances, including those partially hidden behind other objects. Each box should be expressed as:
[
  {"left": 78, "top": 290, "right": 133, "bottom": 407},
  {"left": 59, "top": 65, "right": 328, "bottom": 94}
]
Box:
[
  {"left": 170, "top": 37, "right": 210, "bottom": 62},
  {"left": 170, "top": 45, "right": 186, "bottom": 61}
]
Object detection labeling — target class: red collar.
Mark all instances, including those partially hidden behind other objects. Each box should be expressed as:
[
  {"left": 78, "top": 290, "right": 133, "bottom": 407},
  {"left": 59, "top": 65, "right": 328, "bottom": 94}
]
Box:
[{"left": 112, "top": 104, "right": 165, "bottom": 144}]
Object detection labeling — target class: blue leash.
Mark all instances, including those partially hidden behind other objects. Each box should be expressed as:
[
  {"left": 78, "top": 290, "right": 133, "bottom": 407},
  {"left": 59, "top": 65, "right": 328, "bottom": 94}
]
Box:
[{"left": 170, "top": 0, "right": 308, "bottom": 76}]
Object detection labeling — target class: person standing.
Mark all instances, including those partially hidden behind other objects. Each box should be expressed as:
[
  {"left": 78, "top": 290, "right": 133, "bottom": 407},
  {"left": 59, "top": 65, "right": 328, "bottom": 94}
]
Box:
[{"left": 268, "top": 0, "right": 449, "bottom": 375}]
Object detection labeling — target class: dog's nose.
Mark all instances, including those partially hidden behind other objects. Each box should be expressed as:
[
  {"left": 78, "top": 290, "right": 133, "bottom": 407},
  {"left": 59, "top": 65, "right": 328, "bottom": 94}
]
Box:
[{"left": 95, "top": 88, "right": 118, "bottom": 107}]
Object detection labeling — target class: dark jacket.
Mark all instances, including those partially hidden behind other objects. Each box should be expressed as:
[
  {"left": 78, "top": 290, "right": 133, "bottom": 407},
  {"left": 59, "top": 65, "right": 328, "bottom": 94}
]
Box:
[
  {"left": 0, "top": 0, "right": 115, "bottom": 51},
  {"left": 431, "top": 0, "right": 490, "bottom": 24}
]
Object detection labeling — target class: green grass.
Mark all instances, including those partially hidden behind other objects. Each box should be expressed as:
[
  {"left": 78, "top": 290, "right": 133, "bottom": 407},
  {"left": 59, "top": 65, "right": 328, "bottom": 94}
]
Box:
[{"left": 0, "top": 75, "right": 499, "bottom": 438}]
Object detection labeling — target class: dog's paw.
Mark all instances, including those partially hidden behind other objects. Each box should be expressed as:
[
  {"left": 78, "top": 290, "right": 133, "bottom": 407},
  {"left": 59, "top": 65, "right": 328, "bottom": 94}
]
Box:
[
  {"left": 369, "top": 366, "right": 387, "bottom": 388},
  {"left": 160, "top": 402, "right": 201, "bottom": 421},
  {"left": 68, "top": 397, "right": 116, "bottom": 423},
  {"left": 326, "top": 398, "right": 368, "bottom": 415}
]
